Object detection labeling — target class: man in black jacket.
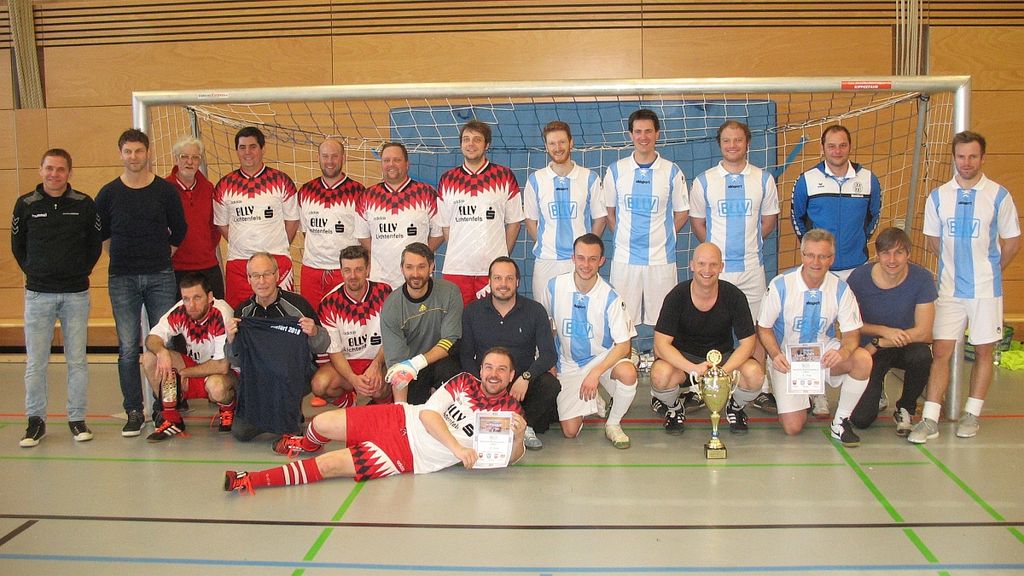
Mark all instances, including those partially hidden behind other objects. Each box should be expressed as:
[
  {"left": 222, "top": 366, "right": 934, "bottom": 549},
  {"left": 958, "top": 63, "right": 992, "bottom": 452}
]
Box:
[{"left": 11, "top": 149, "right": 102, "bottom": 447}]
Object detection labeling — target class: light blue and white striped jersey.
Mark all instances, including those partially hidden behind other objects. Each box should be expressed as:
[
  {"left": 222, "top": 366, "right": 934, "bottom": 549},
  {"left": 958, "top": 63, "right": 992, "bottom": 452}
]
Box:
[
  {"left": 757, "top": 266, "right": 863, "bottom": 348},
  {"left": 542, "top": 272, "right": 636, "bottom": 371},
  {"left": 923, "top": 175, "right": 1020, "bottom": 299},
  {"left": 690, "top": 162, "right": 780, "bottom": 273},
  {"left": 523, "top": 163, "right": 604, "bottom": 260},
  {"left": 603, "top": 154, "right": 688, "bottom": 266}
]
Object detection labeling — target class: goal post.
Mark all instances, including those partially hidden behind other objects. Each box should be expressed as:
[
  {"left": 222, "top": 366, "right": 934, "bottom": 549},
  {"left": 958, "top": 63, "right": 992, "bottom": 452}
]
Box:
[{"left": 133, "top": 76, "right": 971, "bottom": 404}]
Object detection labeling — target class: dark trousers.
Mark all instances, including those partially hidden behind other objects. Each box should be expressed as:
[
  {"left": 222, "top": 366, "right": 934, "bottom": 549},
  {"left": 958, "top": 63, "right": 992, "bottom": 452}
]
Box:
[
  {"left": 851, "top": 342, "right": 932, "bottom": 429},
  {"left": 406, "top": 356, "right": 462, "bottom": 405},
  {"left": 521, "top": 372, "right": 561, "bottom": 433}
]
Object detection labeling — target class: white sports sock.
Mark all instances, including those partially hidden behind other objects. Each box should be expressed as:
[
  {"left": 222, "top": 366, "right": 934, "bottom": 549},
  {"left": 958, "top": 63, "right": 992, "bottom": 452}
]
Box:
[
  {"left": 921, "top": 400, "right": 941, "bottom": 422},
  {"left": 964, "top": 397, "right": 984, "bottom": 416},
  {"left": 835, "top": 375, "right": 868, "bottom": 420},
  {"left": 651, "top": 385, "right": 680, "bottom": 409},
  {"left": 606, "top": 379, "right": 636, "bottom": 427},
  {"left": 731, "top": 385, "right": 760, "bottom": 409}
]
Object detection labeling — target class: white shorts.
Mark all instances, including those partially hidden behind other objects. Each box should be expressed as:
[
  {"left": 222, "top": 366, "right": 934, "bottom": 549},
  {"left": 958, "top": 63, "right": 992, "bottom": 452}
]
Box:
[
  {"left": 933, "top": 295, "right": 1004, "bottom": 345},
  {"left": 532, "top": 258, "right": 574, "bottom": 306},
  {"left": 610, "top": 261, "right": 677, "bottom": 325},
  {"left": 720, "top": 267, "right": 766, "bottom": 321},
  {"left": 770, "top": 339, "right": 845, "bottom": 414},
  {"left": 557, "top": 354, "right": 634, "bottom": 421}
]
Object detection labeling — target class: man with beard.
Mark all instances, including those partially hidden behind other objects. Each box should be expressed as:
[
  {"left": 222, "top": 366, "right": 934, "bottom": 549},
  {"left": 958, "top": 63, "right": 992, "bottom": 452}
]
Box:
[
  {"left": 380, "top": 243, "right": 463, "bottom": 404},
  {"left": 142, "top": 272, "right": 237, "bottom": 441},
  {"left": 461, "top": 257, "right": 560, "bottom": 449},
  {"left": 225, "top": 348, "right": 526, "bottom": 494}
]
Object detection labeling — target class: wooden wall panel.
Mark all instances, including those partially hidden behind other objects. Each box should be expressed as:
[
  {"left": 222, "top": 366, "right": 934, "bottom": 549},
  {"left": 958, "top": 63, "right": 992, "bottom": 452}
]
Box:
[
  {"left": 46, "top": 106, "right": 131, "bottom": 167},
  {"left": 332, "top": 30, "right": 643, "bottom": 85},
  {"left": 0, "top": 49, "right": 11, "bottom": 110},
  {"left": 970, "top": 91, "right": 1024, "bottom": 155},
  {"left": 0, "top": 110, "right": 15, "bottom": 168},
  {"left": 644, "top": 27, "right": 893, "bottom": 77},
  {"left": 930, "top": 27, "right": 1024, "bottom": 90},
  {"left": 14, "top": 109, "right": 48, "bottom": 171},
  {"left": 0, "top": 169, "right": 17, "bottom": 223},
  {"left": 43, "top": 37, "right": 334, "bottom": 108}
]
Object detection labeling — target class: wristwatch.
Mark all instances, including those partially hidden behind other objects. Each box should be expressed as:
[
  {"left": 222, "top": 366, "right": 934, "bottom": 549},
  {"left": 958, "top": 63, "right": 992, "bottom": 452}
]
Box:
[
  {"left": 870, "top": 336, "right": 881, "bottom": 348},
  {"left": 521, "top": 370, "right": 533, "bottom": 382}
]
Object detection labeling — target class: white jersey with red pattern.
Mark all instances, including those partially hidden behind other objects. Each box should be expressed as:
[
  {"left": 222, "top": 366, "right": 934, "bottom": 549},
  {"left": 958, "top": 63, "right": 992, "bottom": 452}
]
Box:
[
  {"left": 354, "top": 178, "right": 442, "bottom": 289},
  {"left": 318, "top": 280, "right": 392, "bottom": 360},
  {"left": 149, "top": 298, "right": 234, "bottom": 365},
  {"left": 404, "top": 372, "right": 524, "bottom": 474},
  {"left": 299, "top": 175, "right": 365, "bottom": 269},
  {"left": 213, "top": 165, "right": 299, "bottom": 260},
  {"left": 437, "top": 161, "right": 524, "bottom": 276}
]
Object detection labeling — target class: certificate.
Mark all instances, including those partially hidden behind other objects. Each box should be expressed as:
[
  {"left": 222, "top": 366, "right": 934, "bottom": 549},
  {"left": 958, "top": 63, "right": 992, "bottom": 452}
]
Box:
[
  {"left": 473, "top": 411, "right": 516, "bottom": 469},
  {"left": 787, "top": 343, "right": 828, "bottom": 394}
]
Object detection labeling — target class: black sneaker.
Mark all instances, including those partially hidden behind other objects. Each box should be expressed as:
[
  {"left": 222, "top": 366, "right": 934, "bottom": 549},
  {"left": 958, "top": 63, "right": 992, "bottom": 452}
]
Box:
[
  {"left": 682, "top": 391, "right": 705, "bottom": 414},
  {"left": 147, "top": 419, "right": 187, "bottom": 443},
  {"left": 19, "top": 416, "right": 45, "bottom": 447},
  {"left": 751, "top": 392, "right": 778, "bottom": 413},
  {"left": 664, "top": 404, "right": 686, "bottom": 434},
  {"left": 69, "top": 421, "right": 93, "bottom": 442},
  {"left": 122, "top": 410, "right": 145, "bottom": 437},
  {"left": 830, "top": 417, "right": 860, "bottom": 447},
  {"left": 726, "top": 400, "right": 749, "bottom": 434},
  {"left": 651, "top": 397, "right": 670, "bottom": 416}
]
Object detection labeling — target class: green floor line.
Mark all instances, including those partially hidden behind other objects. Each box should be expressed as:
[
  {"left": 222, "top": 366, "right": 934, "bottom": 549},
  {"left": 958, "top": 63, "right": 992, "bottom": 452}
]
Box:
[
  {"left": 1009, "top": 527, "right": 1024, "bottom": 545},
  {"left": 292, "top": 481, "right": 365, "bottom": 576},
  {"left": 859, "top": 460, "right": 931, "bottom": 467},
  {"left": 917, "top": 445, "right": 1006, "bottom": 521},
  {"left": 827, "top": 430, "right": 952, "bottom": 574},
  {"left": 0, "top": 454, "right": 281, "bottom": 466}
]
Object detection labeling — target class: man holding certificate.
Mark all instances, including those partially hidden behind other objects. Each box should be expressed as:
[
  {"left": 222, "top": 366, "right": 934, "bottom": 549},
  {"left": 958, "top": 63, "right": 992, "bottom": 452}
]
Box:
[
  {"left": 757, "top": 229, "right": 873, "bottom": 446},
  {"left": 223, "top": 348, "right": 526, "bottom": 494}
]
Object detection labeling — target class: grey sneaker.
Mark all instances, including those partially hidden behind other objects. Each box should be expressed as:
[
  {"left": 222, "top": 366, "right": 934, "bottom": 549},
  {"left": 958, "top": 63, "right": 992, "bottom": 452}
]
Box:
[
  {"left": 956, "top": 412, "right": 980, "bottom": 438},
  {"left": 893, "top": 408, "right": 913, "bottom": 437},
  {"left": 19, "top": 416, "right": 45, "bottom": 447},
  {"left": 69, "top": 421, "right": 93, "bottom": 442},
  {"left": 908, "top": 418, "right": 939, "bottom": 444},
  {"left": 810, "top": 394, "right": 830, "bottom": 417},
  {"left": 523, "top": 426, "right": 543, "bottom": 450},
  {"left": 878, "top": 393, "right": 889, "bottom": 412},
  {"left": 605, "top": 425, "right": 630, "bottom": 449}
]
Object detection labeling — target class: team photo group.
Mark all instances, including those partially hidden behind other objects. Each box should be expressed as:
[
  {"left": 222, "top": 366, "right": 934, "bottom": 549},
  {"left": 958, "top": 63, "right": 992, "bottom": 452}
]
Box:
[{"left": 12, "top": 107, "right": 1019, "bottom": 496}]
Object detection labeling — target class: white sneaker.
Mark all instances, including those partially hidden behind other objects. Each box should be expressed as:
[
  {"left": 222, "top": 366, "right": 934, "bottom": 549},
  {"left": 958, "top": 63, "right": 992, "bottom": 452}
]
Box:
[
  {"left": 956, "top": 412, "right": 980, "bottom": 438},
  {"left": 908, "top": 418, "right": 939, "bottom": 444},
  {"left": 893, "top": 408, "right": 913, "bottom": 437},
  {"left": 605, "top": 425, "right": 630, "bottom": 449},
  {"left": 878, "top": 394, "right": 889, "bottom": 412},
  {"left": 523, "top": 426, "right": 543, "bottom": 450},
  {"left": 810, "top": 394, "right": 830, "bottom": 417}
]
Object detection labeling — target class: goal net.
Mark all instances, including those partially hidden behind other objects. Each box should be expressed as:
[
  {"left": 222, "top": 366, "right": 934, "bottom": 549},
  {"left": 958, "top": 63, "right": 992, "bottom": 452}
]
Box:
[{"left": 135, "top": 77, "right": 969, "bottom": 347}]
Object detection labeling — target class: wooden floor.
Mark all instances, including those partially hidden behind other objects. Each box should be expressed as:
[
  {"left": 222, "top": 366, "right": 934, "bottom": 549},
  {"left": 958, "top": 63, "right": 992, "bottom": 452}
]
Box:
[{"left": 1, "top": 355, "right": 1022, "bottom": 575}]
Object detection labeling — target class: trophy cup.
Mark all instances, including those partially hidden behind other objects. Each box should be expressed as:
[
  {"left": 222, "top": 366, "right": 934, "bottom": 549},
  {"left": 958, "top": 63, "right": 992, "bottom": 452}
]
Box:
[{"left": 689, "top": 350, "right": 736, "bottom": 459}]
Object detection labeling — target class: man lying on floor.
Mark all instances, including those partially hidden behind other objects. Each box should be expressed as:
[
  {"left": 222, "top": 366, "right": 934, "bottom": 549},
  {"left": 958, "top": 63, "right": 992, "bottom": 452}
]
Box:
[{"left": 224, "top": 347, "right": 527, "bottom": 493}]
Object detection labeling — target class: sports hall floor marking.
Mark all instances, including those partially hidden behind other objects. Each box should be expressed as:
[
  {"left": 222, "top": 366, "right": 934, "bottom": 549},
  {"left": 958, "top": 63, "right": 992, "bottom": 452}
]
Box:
[
  {"left": 0, "top": 520, "right": 35, "bottom": 548},
  {"left": 291, "top": 481, "right": 365, "bottom": 576}
]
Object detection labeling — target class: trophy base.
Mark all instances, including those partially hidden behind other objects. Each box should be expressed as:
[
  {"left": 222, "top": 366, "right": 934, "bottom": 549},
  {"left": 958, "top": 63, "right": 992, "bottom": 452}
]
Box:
[{"left": 704, "top": 443, "right": 727, "bottom": 459}]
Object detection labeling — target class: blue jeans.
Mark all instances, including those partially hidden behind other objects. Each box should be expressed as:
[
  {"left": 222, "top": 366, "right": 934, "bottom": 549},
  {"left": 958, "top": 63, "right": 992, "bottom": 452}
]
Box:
[
  {"left": 24, "top": 290, "right": 91, "bottom": 421},
  {"left": 109, "top": 270, "right": 179, "bottom": 412}
]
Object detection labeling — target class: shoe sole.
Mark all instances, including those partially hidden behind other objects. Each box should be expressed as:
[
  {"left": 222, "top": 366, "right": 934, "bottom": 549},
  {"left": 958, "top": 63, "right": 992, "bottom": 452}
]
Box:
[
  {"left": 895, "top": 428, "right": 912, "bottom": 437},
  {"left": 122, "top": 429, "right": 142, "bottom": 437},
  {"left": 73, "top": 433, "right": 94, "bottom": 442},
  {"left": 907, "top": 432, "right": 939, "bottom": 444},
  {"left": 524, "top": 443, "right": 543, "bottom": 451},
  {"left": 729, "top": 426, "right": 749, "bottom": 435},
  {"left": 19, "top": 435, "right": 43, "bottom": 448},
  {"left": 832, "top": 435, "right": 860, "bottom": 447},
  {"left": 956, "top": 430, "right": 978, "bottom": 438},
  {"left": 610, "top": 440, "right": 631, "bottom": 449},
  {"left": 664, "top": 426, "right": 684, "bottom": 436}
]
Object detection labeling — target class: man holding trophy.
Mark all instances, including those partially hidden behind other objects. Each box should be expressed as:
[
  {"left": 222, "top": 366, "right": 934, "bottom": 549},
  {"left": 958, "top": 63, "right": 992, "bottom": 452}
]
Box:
[
  {"left": 650, "top": 243, "right": 765, "bottom": 441},
  {"left": 756, "top": 229, "right": 873, "bottom": 447}
]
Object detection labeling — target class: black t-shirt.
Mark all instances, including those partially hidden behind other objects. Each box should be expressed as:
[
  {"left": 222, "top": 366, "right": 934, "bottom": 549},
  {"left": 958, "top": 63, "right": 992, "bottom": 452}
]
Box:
[{"left": 654, "top": 279, "right": 755, "bottom": 358}]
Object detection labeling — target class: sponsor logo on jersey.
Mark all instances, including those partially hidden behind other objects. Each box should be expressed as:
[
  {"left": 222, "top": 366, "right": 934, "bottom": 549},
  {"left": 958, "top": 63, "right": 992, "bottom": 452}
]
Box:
[
  {"left": 562, "top": 318, "right": 594, "bottom": 338},
  {"left": 716, "top": 198, "right": 753, "bottom": 216},
  {"left": 624, "top": 195, "right": 659, "bottom": 213},
  {"left": 546, "top": 201, "right": 578, "bottom": 219},
  {"left": 792, "top": 316, "right": 828, "bottom": 334},
  {"left": 947, "top": 217, "right": 980, "bottom": 238}
]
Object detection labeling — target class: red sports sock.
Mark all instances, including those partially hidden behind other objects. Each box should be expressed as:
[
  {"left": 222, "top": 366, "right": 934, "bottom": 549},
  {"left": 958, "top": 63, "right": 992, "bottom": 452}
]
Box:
[
  {"left": 161, "top": 405, "right": 182, "bottom": 424},
  {"left": 248, "top": 458, "right": 324, "bottom": 488},
  {"left": 303, "top": 420, "right": 330, "bottom": 450}
]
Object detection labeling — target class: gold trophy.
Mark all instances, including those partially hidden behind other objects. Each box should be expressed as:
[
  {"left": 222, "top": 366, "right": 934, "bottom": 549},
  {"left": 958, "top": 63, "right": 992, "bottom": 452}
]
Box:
[{"left": 689, "top": 350, "right": 736, "bottom": 459}]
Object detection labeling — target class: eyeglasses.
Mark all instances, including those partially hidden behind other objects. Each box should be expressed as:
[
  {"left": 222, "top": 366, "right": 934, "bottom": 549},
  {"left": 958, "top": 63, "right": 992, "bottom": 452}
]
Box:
[
  {"left": 177, "top": 154, "right": 202, "bottom": 162},
  {"left": 247, "top": 271, "right": 277, "bottom": 280}
]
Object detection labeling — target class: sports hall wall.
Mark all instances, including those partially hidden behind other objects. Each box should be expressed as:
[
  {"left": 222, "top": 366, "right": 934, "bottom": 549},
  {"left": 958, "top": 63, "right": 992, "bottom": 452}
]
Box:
[{"left": 0, "top": 1, "right": 1021, "bottom": 346}]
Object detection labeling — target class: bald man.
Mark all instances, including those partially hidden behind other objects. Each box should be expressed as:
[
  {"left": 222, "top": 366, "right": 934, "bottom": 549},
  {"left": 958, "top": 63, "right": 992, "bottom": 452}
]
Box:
[{"left": 648, "top": 243, "right": 764, "bottom": 435}]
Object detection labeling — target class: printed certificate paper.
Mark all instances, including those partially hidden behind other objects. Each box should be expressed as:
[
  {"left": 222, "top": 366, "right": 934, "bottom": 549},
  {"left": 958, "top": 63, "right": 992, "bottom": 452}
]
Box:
[
  {"left": 473, "top": 411, "right": 516, "bottom": 469},
  {"left": 787, "top": 343, "right": 827, "bottom": 394}
]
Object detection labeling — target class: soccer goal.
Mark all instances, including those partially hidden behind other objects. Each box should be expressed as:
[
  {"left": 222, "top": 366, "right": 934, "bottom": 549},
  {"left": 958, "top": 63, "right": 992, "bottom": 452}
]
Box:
[{"left": 134, "top": 76, "right": 968, "bottom": 294}]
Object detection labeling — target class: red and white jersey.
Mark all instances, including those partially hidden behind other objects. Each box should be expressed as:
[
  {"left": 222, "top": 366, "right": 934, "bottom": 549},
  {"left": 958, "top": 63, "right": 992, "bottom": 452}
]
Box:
[
  {"left": 405, "top": 372, "right": 523, "bottom": 473},
  {"left": 437, "top": 161, "right": 524, "bottom": 275},
  {"left": 354, "top": 178, "right": 442, "bottom": 289},
  {"left": 149, "top": 298, "right": 234, "bottom": 365},
  {"left": 318, "top": 280, "right": 392, "bottom": 360},
  {"left": 213, "top": 165, "right": 299, "bottom": 260},
  {"left": 298, "top": 175, "right": 365, "bottom": 269}
]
